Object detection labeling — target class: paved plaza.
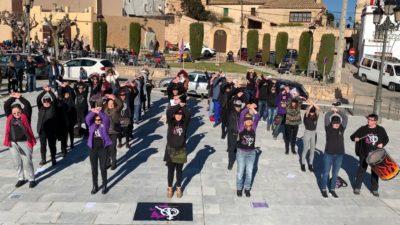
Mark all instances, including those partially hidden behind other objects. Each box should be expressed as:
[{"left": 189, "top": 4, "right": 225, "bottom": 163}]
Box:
[{"left": 0, "top": 90, "right": 400, "bottom": 225}]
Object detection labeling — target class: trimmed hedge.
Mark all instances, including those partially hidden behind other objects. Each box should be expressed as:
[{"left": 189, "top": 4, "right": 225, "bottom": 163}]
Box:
[
  {"left": 93, "top": 21, "right": 107, "bottom": 52},
  {"left": 275, "top": 32, "right": 288, "bottom": 65},
  {"left": 298, "top": 31, "right": 313, "bottom": 71},
  {"left": 247, "top": 30, "right": 259, "bottom": 62},
  {"left": 317, "top": 33, "right": 335, "bottom": 76},
  {"left": 129, "top": 22, "right": 141, "bottom": 54},
  {"left": 189, "top": 22, "right": 204, "bottom": 59},
  {"left": 262, "top": 33, "right": 270, "bottom": 64}
]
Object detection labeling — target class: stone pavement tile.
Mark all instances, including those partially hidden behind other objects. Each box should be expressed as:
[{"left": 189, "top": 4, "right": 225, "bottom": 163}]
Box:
[
  {"left": 203, "top": 203, "right": 220, "bottom": 215},
  {"left": 382, "top": 198, "right": 400, "bottom": 212},
  {"left": 0, "top": 211, "right": 25, "bottom": 223},
  {"left": 204, "top": 214, "right": 240, "bottom": 225},
  {"left": 11, "top": 202, "right": 52, "bottom": 213},
  {"left": 82, "top": 202, "right": 120, "bottom": 213},
  {"left": 56, "top": 212, "right": 97, "bottom": 224},
  {"left": 0, "top": 199, "right": 19, "bottom": 211},
  {"left": 38, "top": 193, "right": 77, "bottom": 202},
  {"left": 18, "top": 212, "right": 60, "bottom": 224},
  {"left": 94, "top": 212, "right": 133, "bottom": 225},
  {"left": 47, "top": 202, "right": 85, "bottom": 212}
]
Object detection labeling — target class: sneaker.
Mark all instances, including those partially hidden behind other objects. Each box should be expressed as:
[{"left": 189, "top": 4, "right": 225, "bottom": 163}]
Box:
[
  {"left": 176, "top": 187, "right": 183, "bottom": 198},
  {"left": 91, "top": 185, "right": 99, "bottom": 195},
  {"left": 237, "top": 190, "right": 243, "bottom": 197},
  {"left": 29, "top": 181, "right": 36, "bottom": 188},
  {"left": 301, "top": 164, "right": 306, "bottom": 172},
  {"left": 372, "top": 190, "right": 379, "bottom": 197},
  {"left": 321, "top": 190, "right": 328, "bottom": 198},
  {"left": 285, "top": 151, "right": 289, "bottom": 155},
  {"left": 308, "top": 165, "right": 314, "bottom": 172},
  {"left": 15, "top": 180, "right": 27, "bottom": 188},
  {"left": 167, "top": 187, "right": 174, "bottom": 198},
  {"left": 353, "top": 189, "right": 360, "bottom": 195},
  {"left": 39, "top": 160, "right": 46, "bottom": 166},
  {"left": 330, "top": 191, "right": 339, "bottom": 198},
  {"left": 101, "top": 185, "right": 108, "bottom": 194},
  {"left": 244, "top": 190, "right": 251, "bottom": 197}
]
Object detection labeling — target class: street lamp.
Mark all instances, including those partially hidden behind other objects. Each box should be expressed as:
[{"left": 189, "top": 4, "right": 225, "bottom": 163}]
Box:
[
  {"left": 24, "top": 0, "right": 33, "bottom": 55},
  {"left": 306, "top": 25, "right": 316, "bottom": 77},
  {"left": 97, "top": 14, "right": 104, "bottom": 58},
  {"left": 372, "top": 0, "right": 400, "bottom": 120}
]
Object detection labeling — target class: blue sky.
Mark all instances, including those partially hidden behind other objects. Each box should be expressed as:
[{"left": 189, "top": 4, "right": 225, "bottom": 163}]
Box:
[{"left": 324, "top": 0, "right": 358, "bottom": 23}]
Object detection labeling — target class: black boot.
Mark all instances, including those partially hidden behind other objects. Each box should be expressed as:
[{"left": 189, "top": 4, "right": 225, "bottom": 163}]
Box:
[
  {"left": 301, "top": 164, "right": 306, "bottom": 172},
  {"left": 91, "top": 184, "right": 99, "bottom": 195},
  {"left": 102, "top": 183, "right": 108, "bottom": 194}
]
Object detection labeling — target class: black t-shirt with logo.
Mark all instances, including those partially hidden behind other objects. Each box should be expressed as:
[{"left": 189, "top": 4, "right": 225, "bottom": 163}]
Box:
[
  {"left": 237, "top": 128, "right": 256, "bottom": 150},
  {"left": 350, "top": 125, "right": 389, "bottom": 155},
  {"left": 167, "top": 121, "right": 186, "bottom": 148}
]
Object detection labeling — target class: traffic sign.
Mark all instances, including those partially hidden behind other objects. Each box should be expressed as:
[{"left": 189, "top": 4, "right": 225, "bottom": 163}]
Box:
[
  {"left": 349, "top": 48, "right": 356, "bottom": 56},
  {"left": 348, "top": 55, "right": 356, "bottom": 64}
]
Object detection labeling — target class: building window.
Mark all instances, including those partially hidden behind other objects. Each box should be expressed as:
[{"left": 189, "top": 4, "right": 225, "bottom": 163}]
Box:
[
  {"left": 248, "top": 19, "right": 262, "bottom": 29},
  {"left": 361, "top": 58, "right": 373, "bottom": 68},
  {"left": 251, "top": 8, "right": 256, "bottom": 16},
  {"left": 289, "top": 12, "right": 312, "bottom": 22},
  {"left": 223, "top": 8, "right": 229, "bottom": 17}
]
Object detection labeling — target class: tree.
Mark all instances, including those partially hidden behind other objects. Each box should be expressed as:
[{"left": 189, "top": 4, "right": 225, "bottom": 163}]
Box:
[
  {"left": 326, "top": 11, "right": 335, "bottom": 27},
  {"left": 93, "top": 21, "right": 107, "bottom": 52},
  {"left": 189, "top": 22, "right": 204, "bottom": 60},
  {"left": 0, "top": 10, "right": 38, "bottom": 52},
  {"left": 247, "top": 30, "right": 259, "bottom": 62},
  {"left": 297, "top": 31, "right": 313, "bottom": 72},
  {"left": 43, "top": 14, "right": 77, "bottom": 59},
  {"left": 275, "top": 32, "right": 289, "bottom": 65},
  {"left": 262, "top": 33, "right": 271, "bottom": 64},
  {"left": 317, "top": 33, "right": 335, "bottom": 82},
  {"left": 129, "top": 22, "right": 141, "bottom": 54},
  {"left": 181, "top": 0, "right": 217, "bottom": 22}
]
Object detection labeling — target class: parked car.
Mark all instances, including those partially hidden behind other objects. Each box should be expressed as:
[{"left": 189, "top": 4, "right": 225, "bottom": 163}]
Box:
[
  {"left": 62, "top": 58, "right": 119, "bottom": 81},
  {"left": 0, "top": 53, "right": 48, "bottom": 79},
  {"left": 159, "top": 71, "right": 209, "bottom": 97},
  {"left": 184, "top": 43, "right": 216, "bottom": 58},
  {"left": 358, "top": 55, "right": 400, "bottom": 91}
]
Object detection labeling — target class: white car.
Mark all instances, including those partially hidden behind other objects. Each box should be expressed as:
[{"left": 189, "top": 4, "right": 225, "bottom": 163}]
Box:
[
  {"left": 184, "top": 43, "right": 216, "bottom": 57},
  {"left": 62, "top": 57, "right": 119, "bottom": 81}
]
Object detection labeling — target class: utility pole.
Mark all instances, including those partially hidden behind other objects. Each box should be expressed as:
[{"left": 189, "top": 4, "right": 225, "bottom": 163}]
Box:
[
  {"left": 239, "top": 0, "right": 244, "bottom": 61},
  {"left": 333, "top": 0, "right": 348, "bottom": 84}
]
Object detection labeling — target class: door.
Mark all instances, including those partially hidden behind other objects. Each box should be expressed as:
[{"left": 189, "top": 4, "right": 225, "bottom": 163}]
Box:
[
  {"left": 213, "top": 30, "right": 227, "bottom": 53},
  {"left": 64, "top": 59, "right": 81, "bottom": 79}
]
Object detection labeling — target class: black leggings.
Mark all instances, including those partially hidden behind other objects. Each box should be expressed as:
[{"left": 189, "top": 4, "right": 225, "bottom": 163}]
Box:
[
  {"left": 284, "top": 124, "right": 299, "bottom": 153},
  {"left": 90, "top": 147, "right": 107, "bottom": 187},
  {"left": 118, "top": 125, "right": 132, "bottom": 144},
  {"left": 107, "top": 134, "right": 118, "bottom": 166},
  {"left": 61, "top": 126, "right": 75, "bottom": 152},
  {"left": 39, "top": 132, "right": 57, "bottom": 162},
  {"left": 167, "top": 162, "right": 183, "bottom": 187}
]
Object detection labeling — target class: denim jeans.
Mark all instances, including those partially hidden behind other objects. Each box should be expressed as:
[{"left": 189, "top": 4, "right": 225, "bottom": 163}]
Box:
[
  {"left": 213, "top": 99, "right": 221, "bottom": 124},
  {"left": 208, "top": 99, "right": 214, "bottom": 117},
  {"left": 267, "top": 107, "right": 277, "bottom": 127},
  {"left": 27, "top": 74, "right": 36, "bottom": 92},
  {"left": 236, "top": 149, "right": 256, "bottom": 190},
  {"left": 321, "top": 153, "right": 344, "bottom": 191},
  {"left": 48, "top": 76, "right": 58, "bottom": 91},
  {"left": 133, "top": 104, "right": 141, "bottom": 122},
  {"left": 258, "top": 100, "right": 267, "bottom": 120},
  {"left": 246, "top": 89, "right": 255, "bottom": 101}
]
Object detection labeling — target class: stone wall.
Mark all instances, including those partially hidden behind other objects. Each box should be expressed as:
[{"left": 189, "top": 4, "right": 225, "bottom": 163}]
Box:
[{"left": 303, "top": 83, "right": 353, "bottom": 102}]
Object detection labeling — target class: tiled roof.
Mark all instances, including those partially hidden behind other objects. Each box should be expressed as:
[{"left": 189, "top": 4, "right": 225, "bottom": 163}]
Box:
[
  {"left": 260, "top": 0, "right": 326, "bottom": 9},
  {"left": 207, "top": 0, "right": 267, "bottom": 5}
]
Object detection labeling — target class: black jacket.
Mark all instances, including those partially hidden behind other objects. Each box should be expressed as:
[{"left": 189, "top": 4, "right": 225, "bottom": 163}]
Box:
[
  {"left": 37, "top": 91, "right": 57, "bottom": 134},
  {"left": 4, "top": 96, "right": 32, "bottom": 123},
  {"left": 167, "top": 82, "right": 184, "bottom": 100},
  {"left": 324, "top": 110, "right": 348, "bottom": 155},
  {"left": 350, "top": 125, "right": 389, "bottom": 157}
]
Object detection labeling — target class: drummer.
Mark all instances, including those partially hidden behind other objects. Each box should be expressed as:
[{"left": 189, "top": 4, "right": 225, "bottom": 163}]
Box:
[{"left": 350, "top": 113, "right": 389, "bottom": 197}]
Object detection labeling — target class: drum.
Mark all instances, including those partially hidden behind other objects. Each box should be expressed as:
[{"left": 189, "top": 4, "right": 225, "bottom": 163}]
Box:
[{"left": 366, "top": 149, "right": 399, "bottom": 181}]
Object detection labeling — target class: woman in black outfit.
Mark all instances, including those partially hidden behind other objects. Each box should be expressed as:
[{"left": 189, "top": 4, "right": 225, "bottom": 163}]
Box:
[
  {"left": 164, "top": 100, "right": 191, "bottom": 198},
  {"left": 6, "top": 62, "right": 18, "bottom": 94}
]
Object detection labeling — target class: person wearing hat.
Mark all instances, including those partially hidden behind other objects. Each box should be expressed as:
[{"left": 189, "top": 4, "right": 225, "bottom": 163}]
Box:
[
  {"left": 236, "top": 103, "right": 260, "bottom": 197},
  {"left": 3, "top": 93, "right": 36, "bottom": 188},
  {"left": 164, "top": 99, "right": 191, "bottom": 198},
  {"left": 226, "top": 98, "right": 244, "bottom": 170},
  {"left": 37, "top": 85, "right": 58, "bottom": 166},
  {"left": 86, "top": 107, "right": 112, "bottom": 194},
  {"left": 321, "top": 107, "right": 348, "bottom": 198},
  {"left": 301, "top": 100, "right": 320, "bottom": 172},
  {"left": 350, "top": 114, "right": 389, "bottom": 197}
]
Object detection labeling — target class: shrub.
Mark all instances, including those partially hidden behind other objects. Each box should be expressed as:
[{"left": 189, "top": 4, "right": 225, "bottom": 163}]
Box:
[
  {"left": 297, "top": 31, "right": 313, "bottom": 71},
  {"left": 129, "top": 22, "right": 141, "bottom": 54},
  {"left": 275, "top": 32, "right": 289, "bottom": 65},
  {"left": 247, "top": 30, "right": 259, "bottom": 61},
  {"left": 93, "top": 21, "right": 107, "bottom": 52},
  {"left": 317, "top": 33, "right": 336, "bottom": 77},
  {"left": 189, "top": 22, "right": 204, "bottom": 59},
  {"left": 262, "top": 33, "right": 271, "bottom": 64}
]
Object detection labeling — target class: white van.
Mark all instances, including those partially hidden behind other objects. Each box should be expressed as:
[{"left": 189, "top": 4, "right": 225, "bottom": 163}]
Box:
[{"left": 358, "top": 55, "right": 400, "bottom": 91}]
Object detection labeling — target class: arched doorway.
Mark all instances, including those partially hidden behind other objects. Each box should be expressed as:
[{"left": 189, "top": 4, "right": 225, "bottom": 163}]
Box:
[{"left": 213, "top": 30, "right": 227, "bottom": 53}]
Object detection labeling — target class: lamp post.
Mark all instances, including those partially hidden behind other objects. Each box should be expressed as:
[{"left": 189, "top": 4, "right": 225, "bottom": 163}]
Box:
[
  {"left": 24, "top": 0, "right": 32, "bottom": 55},
  {"left": 372, "top": 0, "right": 400, "bottom": 120},
  {"left": 306, "top": 25, "right": 316, "bottom": 77},
  {"left": 97, "top": 14, "right": 104, "bottom": 58}
]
